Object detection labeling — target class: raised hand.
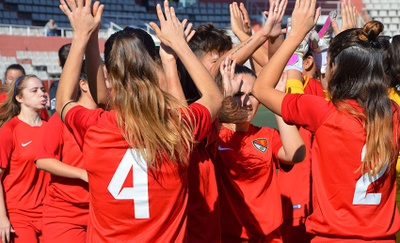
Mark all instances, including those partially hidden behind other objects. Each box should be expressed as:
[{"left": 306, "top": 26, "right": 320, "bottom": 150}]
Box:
[
  {"left": 159, "top": 19, "right": 194, "bottom": 62},
  {"left": 332, "top": 0, "right": 358, "bottom": 35},
  {"left": 59, "top": 0, "right": 103, "bottom": 39},
  {"left": 260, "top": 0, "right": 287, "bottom": 38},
  {"left": 149, "top": 0, "right": 185, "bottom": 50},
  {"left": 262, "top": 0, "right": 287, "bottom": 39},
  {"left": 240, "top": 3, "right": 252, "bottom": 35},
  {"left": 220, "top": 56, "right": 241, "bottom": 97},
  {"left": 230, "top": 2, "right": 247, "bottom": 36},
  {"left": 289, "top": 0, "right": 320, "bottom": 38}
]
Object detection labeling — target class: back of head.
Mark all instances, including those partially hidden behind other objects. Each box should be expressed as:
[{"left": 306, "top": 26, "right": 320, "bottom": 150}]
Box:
[
  {"left": 181, "top": 24, "right": 232, "bottom": 103},
  {"left": 59, "top": 43, "right": 72, "bottom": 68},
  {"left": 328, "top": 21, "right": 387, "bottom": 103},
  {"left": 104, "top": 27, "right": 193, "bottom": 169},
  {"left": 189, "top": 23, "right": 233, "bottom": 58},
  {"left": 328, "top": 21, "right": 396, "bottom": 176}
]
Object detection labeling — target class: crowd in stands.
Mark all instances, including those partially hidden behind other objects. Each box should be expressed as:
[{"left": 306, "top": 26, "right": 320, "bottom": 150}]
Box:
[{"left": 0, "top": 0, "right": 400, "bottom": 242}]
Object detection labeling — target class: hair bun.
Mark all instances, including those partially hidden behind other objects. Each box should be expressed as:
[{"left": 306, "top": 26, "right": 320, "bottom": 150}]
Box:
[{"left": 358, "top": 21, "right": 384, "bottom": 43}]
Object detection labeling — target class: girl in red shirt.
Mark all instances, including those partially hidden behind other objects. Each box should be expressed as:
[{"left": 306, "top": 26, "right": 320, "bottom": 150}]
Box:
[
  {"left": 0, "top": 75, "right": 50, "bottom": 242},
  {"left": 252, "top": 0, "right": 400, "bottom": 241},
  {"left": 56, "top": 0, "right": 223, "bottom": 241}
]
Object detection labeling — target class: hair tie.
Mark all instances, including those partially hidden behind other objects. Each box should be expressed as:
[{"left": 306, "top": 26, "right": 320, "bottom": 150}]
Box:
[{"left": 14, "top": 75, "right": 25, "bottom": 97}]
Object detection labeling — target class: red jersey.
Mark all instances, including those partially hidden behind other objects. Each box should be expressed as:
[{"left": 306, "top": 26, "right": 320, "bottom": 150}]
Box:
[
  {"left": 64, "top": 103, "right": 212, "bottom": 242},
  {"left": 215, "top": 124, "right": 283, "bottom": 241},
  {"left": 36, "top": 113, "right": 89, "bottom": 205},
  {"left": 303, "top": 76, "right": 325, "bottom": 98},
  {"left": 187, "top": 119, "right": 220, "bottom": 242},
  {"left": 0, "top": 117, "right": 49, "bottom": 220},
  {"left": 282, "top": 94, "right": 400, "bottom": 240}
]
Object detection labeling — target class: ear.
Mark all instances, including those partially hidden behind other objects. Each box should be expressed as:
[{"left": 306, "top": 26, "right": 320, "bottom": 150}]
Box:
[
  {"left": 79, "top": 80, "right": 89, "bottom": 92},
  {"left": 15, "top": 94, "right": 23, "bottom": 103},
  {"left": 303, "top": 56, "right": 314, "bottom": 71}
]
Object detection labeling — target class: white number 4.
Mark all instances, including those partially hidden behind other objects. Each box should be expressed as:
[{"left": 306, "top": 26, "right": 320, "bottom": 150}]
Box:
[
  {"left": 352, "top": 145, "right": 388, "bottom": 205},
  {"left": 108, "top": 149, "right": 150, "bottom": 218}
]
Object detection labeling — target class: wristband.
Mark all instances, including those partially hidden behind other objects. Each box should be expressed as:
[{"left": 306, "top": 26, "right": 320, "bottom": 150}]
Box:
[{"left": 286, "top": 79, "right": 304, "bottom": 94}]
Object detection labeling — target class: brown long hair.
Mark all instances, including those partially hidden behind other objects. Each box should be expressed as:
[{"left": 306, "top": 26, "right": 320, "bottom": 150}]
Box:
[
  {"left": 0, "top": 75, "right": 39, "bottom": 127},
  {"left": 104, "top": 28, "right": 194, "bottom": 170},
  {"left": 328, "top": 21, "right": 397, "bottom": 176}
]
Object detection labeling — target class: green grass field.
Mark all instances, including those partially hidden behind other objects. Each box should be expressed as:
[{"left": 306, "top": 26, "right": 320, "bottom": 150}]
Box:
[{"left": 251, "top": 105, "right": 278, "bottom": 129}]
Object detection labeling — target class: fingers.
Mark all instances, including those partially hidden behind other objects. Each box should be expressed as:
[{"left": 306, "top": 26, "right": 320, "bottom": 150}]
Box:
[
  {"left": 155, "top": 3, "right": 165, "bottom": 24},
  {"left": 314, "top": 7, "right": 321, "bottom": 26},
  {"left": 59, "top": 0, "right": 72, "bottom": 16},
  {"left": 149, "top": 22, "right": 161, "bottom": 37},
  {"left": 5, "top": 230, "right": 9, "bottom": 243},
  {"left": 230, "top": 58, "right": 237, "bottom": 78}
]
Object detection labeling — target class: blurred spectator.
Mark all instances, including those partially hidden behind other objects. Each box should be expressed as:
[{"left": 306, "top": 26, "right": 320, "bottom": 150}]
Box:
[
  {"left": 49, "top": 43, "right": 71, "bottom": 115},
  {"left": 44, "top": 18, "right": 58, "bottom": 36}
]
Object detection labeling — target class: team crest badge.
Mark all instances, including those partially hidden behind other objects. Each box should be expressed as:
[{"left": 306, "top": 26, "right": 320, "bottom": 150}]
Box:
[{"left": 252, "top": 138, "right": 268, "bottom": 153}]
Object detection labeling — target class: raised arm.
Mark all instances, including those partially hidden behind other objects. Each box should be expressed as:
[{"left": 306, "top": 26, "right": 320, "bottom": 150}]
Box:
[
  {"left": 274, "top": 72, "right": 306, "bottom": 163},
  {"left": 56, "top": 0, "right": 104, "bottom": 121},
  {"left": 85, "top": 17, "right": 110, "bottom": 107},
  {"left": 150, "top": 0, "right": 223, "bottom": 119},
  {"left": 159, "top": 19, "right": 194, "bottom": 104},
  {"left": 209, "top": 0, "right": 287, "bottom": 77},
  {"left": 252, "top": 0, "right": 320, "bottom": 115},
  {"left": 332, "top": 0, "right": 358, "bottom": 36}
]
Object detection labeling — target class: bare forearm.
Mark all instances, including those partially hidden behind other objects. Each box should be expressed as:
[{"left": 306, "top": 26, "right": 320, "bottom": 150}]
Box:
[
  {"left": 86, "top": 34, "right": 110, "bottom": 105},
  {"left": 56, "top": 36, "right": 88, "bottom": 115},
  {"left": 36, "top": 158, "right": 87, "bottom": 182},
  {"left": 276, "top": 115, "right": 306, "bottom": 163},
  {"left": 162, "top": 60, "right": 187, "bottom": 103}
]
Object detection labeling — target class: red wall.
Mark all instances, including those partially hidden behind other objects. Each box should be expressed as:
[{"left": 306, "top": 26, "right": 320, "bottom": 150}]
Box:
[{"left": 0, "top": 35, "right": 106, "bottom": 57}]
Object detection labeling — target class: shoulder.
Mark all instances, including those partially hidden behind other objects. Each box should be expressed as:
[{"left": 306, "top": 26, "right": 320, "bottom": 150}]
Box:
[{"left": 0, "top": 117, "right": 20, "bottom": 140}]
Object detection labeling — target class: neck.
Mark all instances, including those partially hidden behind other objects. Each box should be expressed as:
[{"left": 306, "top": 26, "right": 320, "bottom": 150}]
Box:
[
  {"left": 77, "top": 95, "right": 97, "bottom": 110},
  {"left": 222, "top": 121, "right": 250, "bottom": 132},
  {"left": 18, "top": 108, "right": 42, "bottom": 126}
]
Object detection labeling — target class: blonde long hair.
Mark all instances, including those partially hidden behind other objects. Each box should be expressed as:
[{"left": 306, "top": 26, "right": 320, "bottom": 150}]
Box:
[{"left": 104, "top": 28, "right": 194, "bottom": 170}]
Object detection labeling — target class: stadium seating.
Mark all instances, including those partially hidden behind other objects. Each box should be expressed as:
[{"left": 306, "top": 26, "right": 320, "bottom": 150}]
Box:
[
  {"left": 2, "top": 0, "right": 398, "bottom": 83},
  {"left": 363, "top": 0, "right": 400, "bottom": 36}
]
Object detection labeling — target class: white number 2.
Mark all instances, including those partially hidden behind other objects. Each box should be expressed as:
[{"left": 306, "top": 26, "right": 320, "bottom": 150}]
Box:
[
  {"left": 108, "top": 149, "right": 150, "bottom": 218},
  {"left": 352, "top": 145, "right": 387, "bottom": 205}
]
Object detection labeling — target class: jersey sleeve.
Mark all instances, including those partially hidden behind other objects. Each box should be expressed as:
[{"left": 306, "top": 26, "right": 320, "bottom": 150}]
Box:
[
  {"left": 0, "top": 125, "right": 14, "bottom": 169},
  {"left": 36, "top": 113, "right": 64, "bottom": 160},
  {"left": 187, "top": 103, "right": 212, "bottom": 143},
  {"left": 64, "top": 105, "right": 103, "bottom": 148},
  {"left": 281, "top": 94, "right": 330, "bottom": 133}
]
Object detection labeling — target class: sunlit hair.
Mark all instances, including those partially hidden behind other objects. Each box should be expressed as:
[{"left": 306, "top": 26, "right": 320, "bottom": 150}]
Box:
[
  {"left": 0, "top": 74, "right": 39, "bottom": 127},
  {"left": 179, "top": 24, "right": 233, "bottom": 103},
  {"left": 215, "top": 65, "right": 255, "bottom": 124},
  {"left": 104, "top": 28, "right": 194, "bottom": 169},
  {"left": 189, "top": 23, "right": 233, "bottom": 58},
  {"left": 327, "top": 21, "right": 397, "bottom": 176}
]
